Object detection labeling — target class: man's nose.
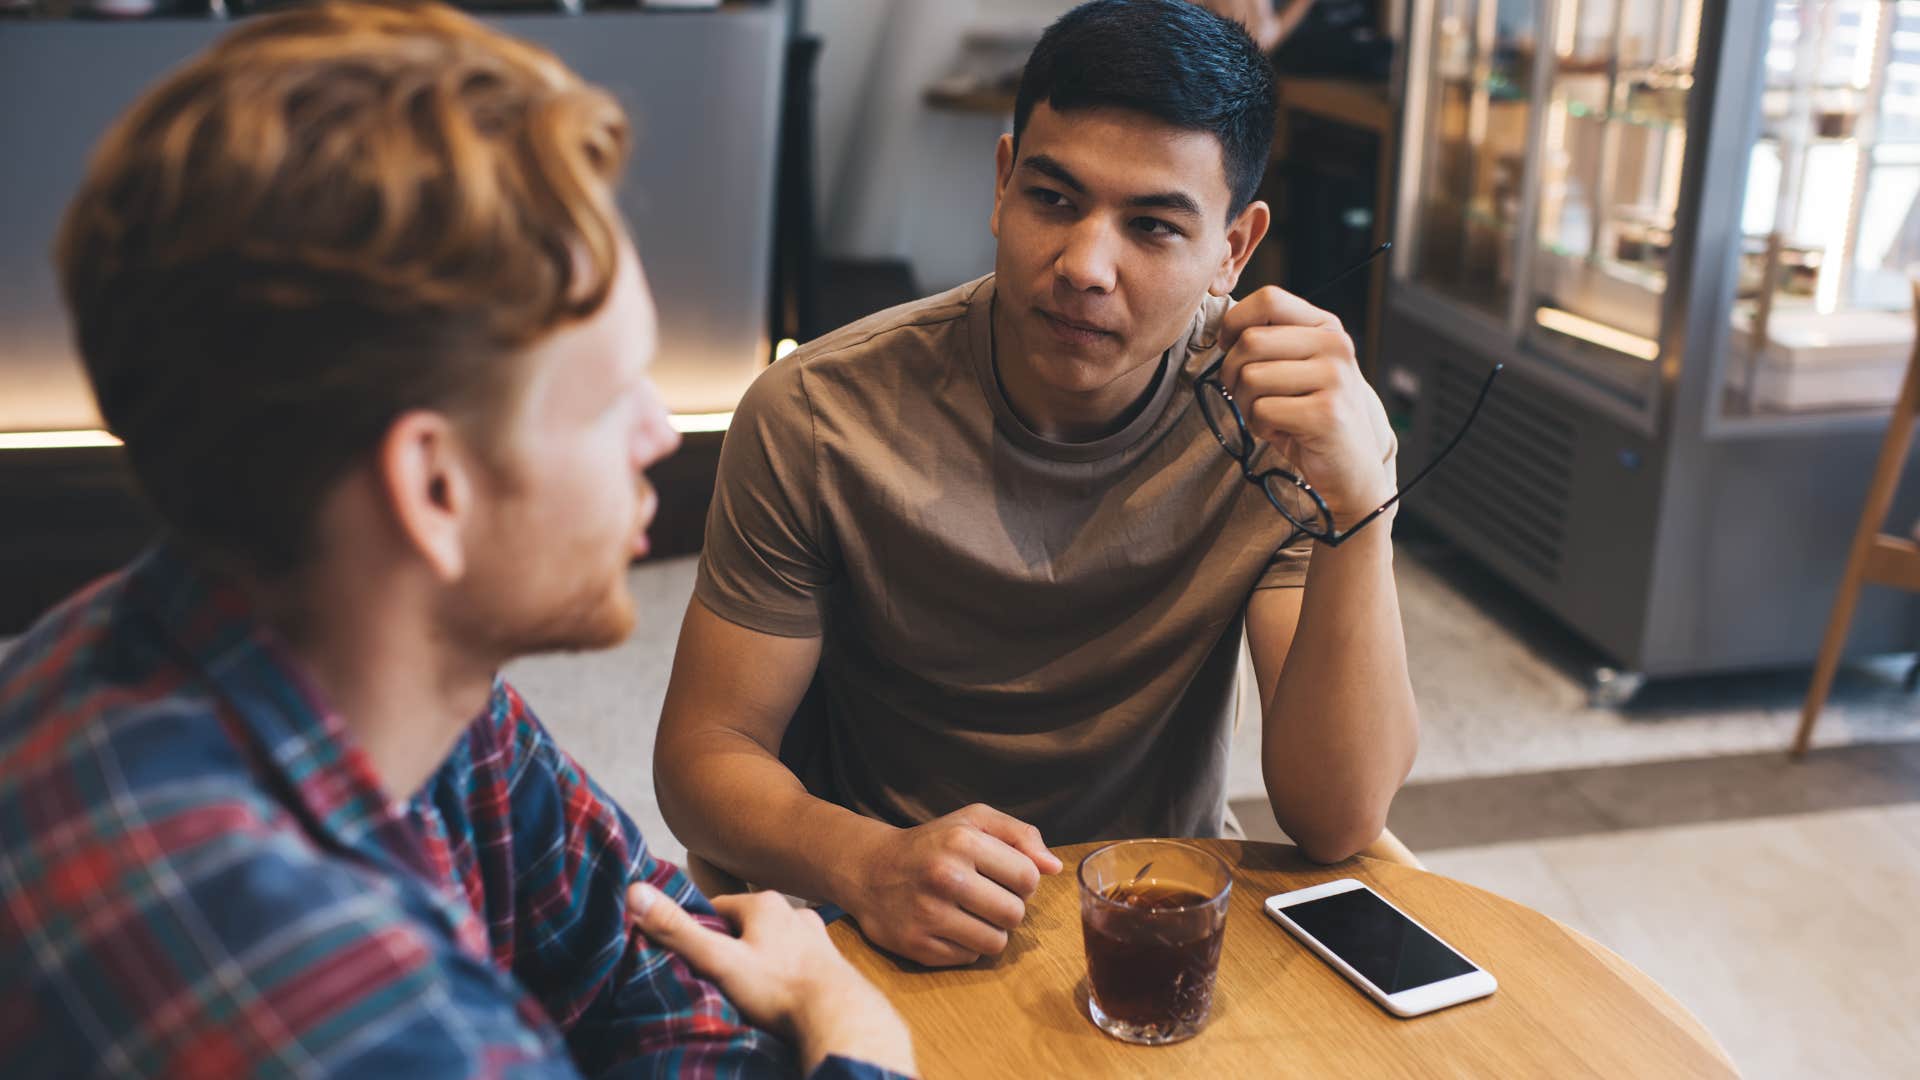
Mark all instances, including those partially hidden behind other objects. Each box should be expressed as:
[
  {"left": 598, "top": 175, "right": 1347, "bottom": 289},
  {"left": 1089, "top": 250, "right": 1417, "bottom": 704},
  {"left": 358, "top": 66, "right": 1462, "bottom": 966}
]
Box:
[
  {"left": 1054, "top": 217, "right": 1119, "bottom": 294},
  {"left": 633, "top": 382, "right": 681, "bottom": 468}
]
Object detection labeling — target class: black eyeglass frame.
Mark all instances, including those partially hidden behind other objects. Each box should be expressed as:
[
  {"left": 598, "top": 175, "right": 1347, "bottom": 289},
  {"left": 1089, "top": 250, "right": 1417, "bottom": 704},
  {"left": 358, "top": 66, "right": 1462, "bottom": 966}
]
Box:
[{"left": 1193, "top": 358, "right": 1504, "bottom": 547}]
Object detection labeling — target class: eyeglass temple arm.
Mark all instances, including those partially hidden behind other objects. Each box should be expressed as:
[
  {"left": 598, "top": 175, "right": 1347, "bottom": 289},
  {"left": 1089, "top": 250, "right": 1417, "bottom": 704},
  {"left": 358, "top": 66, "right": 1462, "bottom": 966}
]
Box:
[
  {"left": 1195, "top": 243, "right": 1390, "bottom": 377},
  {"left": 1332, "top": 364, "right": 1503, "bottom": 541},
  {"left": 1302, "top": 241, "right": 1392, "bottom": 305}
]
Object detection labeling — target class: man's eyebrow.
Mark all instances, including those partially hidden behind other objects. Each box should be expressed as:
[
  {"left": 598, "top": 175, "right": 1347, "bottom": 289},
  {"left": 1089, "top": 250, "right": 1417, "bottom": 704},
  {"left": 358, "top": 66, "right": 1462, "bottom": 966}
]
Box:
[
  {"left": 1021, "top": 154, "right": 1086, "bottom": 193},
  {"left": 1020, "top": 154, "right": 1202, "bottom": 218},
  {"left": 1126, "top": 190, "right": 1202, "bottom": 218}
]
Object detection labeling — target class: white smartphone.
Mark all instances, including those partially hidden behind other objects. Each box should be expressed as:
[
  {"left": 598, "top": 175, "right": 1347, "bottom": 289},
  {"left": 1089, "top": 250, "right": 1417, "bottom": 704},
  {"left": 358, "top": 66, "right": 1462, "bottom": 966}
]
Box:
[{"left": 1264, "top": 878, "right": 1496, "bottom": 1018}]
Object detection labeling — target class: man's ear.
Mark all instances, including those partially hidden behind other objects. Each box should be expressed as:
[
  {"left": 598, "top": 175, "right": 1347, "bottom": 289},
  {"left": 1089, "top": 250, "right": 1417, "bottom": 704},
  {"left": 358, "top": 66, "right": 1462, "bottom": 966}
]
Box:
[
  {"left": 376, "top": 411, "right": 475, "bottom": 582},
  {"left": 1209, "top": 198, "right": 1272, "bottom": 297},
  {"left": 990, "top": 133, "right": 1016, "bottom": 240}
]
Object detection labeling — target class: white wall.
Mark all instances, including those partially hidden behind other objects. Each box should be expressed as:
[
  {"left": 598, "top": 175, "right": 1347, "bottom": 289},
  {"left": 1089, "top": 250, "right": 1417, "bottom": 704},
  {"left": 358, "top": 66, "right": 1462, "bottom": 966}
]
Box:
[
  {"left": 806, "top": 0, "right": 1076, "bottom": 292},
  {"left": 805, "top": 0, "right": 888, "bottom": 230}
]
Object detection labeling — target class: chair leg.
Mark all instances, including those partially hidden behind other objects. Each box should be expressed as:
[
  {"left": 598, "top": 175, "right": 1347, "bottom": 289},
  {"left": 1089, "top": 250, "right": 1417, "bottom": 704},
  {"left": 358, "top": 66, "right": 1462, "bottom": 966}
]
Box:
[
  {"left": 1359, "top": 828, "right": 1425, "bottom": 870},
  {"left": 1793, "top": 575, "right": 1867, "bottom": 758}
]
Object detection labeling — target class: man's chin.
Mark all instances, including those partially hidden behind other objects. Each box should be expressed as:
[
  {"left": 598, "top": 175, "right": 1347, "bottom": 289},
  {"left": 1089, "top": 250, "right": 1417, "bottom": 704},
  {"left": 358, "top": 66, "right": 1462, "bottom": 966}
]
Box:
[
  {"left": 554, "top": 614, "right": 635, "bottom": 654},
  {"left": 552, "top": 596, "right": 636, "bottom": 654},
  {"left": 498, "top": 583, "right": 636, "bottom": 657},
  {"left": 1033, "top": 348, "right": 1146, "bottom": 396}
]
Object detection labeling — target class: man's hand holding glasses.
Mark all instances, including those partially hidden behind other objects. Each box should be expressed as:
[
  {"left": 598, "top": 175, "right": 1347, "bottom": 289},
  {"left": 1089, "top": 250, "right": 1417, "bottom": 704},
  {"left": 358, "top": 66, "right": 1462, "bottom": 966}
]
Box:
[
  {"left": 1207, "top": 285, "right": 1401, "bottom": 538},
  {"left": 1195, "top": 243, "right": 1501, "bottom": 546}
]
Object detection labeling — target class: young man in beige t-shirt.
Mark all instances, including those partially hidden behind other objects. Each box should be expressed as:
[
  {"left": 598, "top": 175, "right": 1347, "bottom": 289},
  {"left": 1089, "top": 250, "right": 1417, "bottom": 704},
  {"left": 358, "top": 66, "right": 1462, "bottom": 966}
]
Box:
[{"left": 656, "top": 0, "right": 1417, "bottom": 969}]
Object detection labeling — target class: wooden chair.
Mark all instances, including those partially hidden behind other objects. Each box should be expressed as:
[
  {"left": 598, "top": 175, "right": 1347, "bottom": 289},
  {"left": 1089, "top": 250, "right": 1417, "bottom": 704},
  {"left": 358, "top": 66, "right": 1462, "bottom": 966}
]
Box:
[{"left": 1791, "top": 279, "right": 1920, "bottom": 757}]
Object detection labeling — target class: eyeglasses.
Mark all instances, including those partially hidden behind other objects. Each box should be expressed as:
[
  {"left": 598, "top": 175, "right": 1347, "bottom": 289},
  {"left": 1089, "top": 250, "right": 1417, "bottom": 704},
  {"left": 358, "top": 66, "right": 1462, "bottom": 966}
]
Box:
[{"left": 1193, "top": 244, "right": 1503, "bottom": 547}]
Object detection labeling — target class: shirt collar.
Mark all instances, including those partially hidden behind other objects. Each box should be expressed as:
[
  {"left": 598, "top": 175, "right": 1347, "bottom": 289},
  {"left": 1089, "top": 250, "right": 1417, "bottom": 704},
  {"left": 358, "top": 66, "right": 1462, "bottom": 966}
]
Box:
[{"left": 123, "top": 542, "right": 423, "bottom": 865}]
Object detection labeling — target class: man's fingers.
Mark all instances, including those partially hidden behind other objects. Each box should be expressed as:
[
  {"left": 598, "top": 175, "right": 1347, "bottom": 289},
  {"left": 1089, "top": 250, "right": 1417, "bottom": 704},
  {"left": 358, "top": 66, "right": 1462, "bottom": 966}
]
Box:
[
  {"left": 868, "top": 920, "right": 981, "bottom": 968},
  {"left": 951, "top": 867, "right": 1027, "bottom": 931},
  {"left": 1243, "top": 393, "right": 1340, "bottom": 443},
  {"left": 1231, "top": 355, "right": 1343, "bottom": 402},
  {"left": 966, "top": 831, "right": 1043, "bottom": 901},
  {"left": 629, "top": 882, "right": 740, "bottom": 977},
  {"left": 716, "top": 890, "right": 824, "bottom": 948},
  {"left": 707, "top": 891, "right": 777, "bottom": 933},
  {"left": 912, "top": 935, "right": 984, "bottom": 968},
  {"left": 1218, "top": 285, "right": 1339, "bottom": 357},
  {"left": 967, "top": 806, "right": 1062, "bottom": 875},
  {"left": 926, "top": 905, "right": 1010, "bottom": 958},
  {"left": 1218, "top": 325, "right": 1348, "bottom": 394}
]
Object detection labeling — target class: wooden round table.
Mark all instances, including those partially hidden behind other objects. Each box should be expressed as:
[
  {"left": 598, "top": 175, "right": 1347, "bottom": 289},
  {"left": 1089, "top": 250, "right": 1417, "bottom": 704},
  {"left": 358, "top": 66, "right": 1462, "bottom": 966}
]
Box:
[{"left": 827, "top": 839, "right": 1736, "bottom": 1078}]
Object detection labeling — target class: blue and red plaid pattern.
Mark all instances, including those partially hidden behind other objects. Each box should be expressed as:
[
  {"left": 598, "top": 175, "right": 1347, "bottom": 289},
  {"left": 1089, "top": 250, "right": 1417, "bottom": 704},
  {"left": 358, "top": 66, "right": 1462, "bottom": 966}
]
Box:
[{"left": 0, "top": 545, "right": 895, "bottom": 1078}]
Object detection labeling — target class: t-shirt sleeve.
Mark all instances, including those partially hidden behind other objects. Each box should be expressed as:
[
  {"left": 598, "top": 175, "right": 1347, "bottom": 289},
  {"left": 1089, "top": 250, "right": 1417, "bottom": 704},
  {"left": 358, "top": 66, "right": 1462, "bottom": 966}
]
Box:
[
  {"left": 694, "top": 357, "right": 835, "bottom": 638},
  {"left": 1254, "top": 530, "right": 1314, "bottom": 590}
]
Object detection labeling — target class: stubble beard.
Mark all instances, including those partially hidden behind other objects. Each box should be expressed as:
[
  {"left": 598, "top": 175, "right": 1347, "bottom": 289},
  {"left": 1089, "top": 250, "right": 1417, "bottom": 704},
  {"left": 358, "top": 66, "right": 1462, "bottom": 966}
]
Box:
[{"left": 501, "top": 557, "right": 637, "bottom": 657}]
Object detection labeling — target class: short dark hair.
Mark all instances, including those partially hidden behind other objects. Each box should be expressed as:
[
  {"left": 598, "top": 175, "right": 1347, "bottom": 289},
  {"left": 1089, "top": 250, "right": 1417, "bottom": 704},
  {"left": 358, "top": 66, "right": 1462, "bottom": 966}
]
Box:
[{"left": 1012, "top": 0, "right": 1276, "bottom": 219}]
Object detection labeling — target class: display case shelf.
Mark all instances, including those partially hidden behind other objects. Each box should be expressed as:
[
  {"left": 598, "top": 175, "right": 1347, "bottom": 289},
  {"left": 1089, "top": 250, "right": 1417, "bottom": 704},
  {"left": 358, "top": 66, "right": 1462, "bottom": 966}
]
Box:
[
  {"left": 1522, "top": 0, "right": 1699, "bottom": 417},
  {"left": 1406, "top": 0, "right": 1537, "bottom": 321},
  {"left": 1560, "top": 104, "right": 1686, "bottom": 133},
  {"left": 1717, "top": 0, "right": 1920, "bottom": 425},
  {"left": 1386, "top": 0, "right": 1920, "bottom": 683}
]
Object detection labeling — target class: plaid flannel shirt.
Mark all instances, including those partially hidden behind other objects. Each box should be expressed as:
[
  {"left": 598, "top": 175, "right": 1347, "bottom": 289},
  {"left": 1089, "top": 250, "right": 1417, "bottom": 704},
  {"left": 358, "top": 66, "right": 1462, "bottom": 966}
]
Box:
[{"left": 0, "top": 545, "right": 900, "bottom": 1079}]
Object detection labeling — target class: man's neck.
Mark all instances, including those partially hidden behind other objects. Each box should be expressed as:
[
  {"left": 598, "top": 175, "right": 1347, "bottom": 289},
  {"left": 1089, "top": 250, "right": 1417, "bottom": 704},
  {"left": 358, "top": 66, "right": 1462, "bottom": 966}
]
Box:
[
  {"left": 247, "top": 562, "right": 496, "bottom": 804},
  {"left": 991, "top": 296, "right": 1169, "bottom": 443}
]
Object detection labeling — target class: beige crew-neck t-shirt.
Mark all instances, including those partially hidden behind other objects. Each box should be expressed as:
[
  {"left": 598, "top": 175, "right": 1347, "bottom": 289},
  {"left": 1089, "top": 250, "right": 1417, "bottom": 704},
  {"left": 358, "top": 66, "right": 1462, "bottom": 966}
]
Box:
[{"left": 694, "top": 274, "right": 1312, "bottom": 843}]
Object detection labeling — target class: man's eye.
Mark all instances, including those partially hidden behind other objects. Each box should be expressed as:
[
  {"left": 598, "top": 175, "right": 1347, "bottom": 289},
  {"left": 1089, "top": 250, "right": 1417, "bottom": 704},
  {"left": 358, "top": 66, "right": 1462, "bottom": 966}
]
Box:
[
  {"left": 1028, "top": 187, "right": 1069, "bottom": 207},
  {"left": 1134, "top": 217, "right": 1181, "bottom": 238}
]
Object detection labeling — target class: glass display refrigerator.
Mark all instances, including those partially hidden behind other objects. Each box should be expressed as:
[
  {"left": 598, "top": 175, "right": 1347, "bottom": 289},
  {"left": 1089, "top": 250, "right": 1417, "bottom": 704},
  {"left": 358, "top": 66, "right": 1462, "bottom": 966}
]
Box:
[{"left": 1385, "top": 0, "right": 1920, "bottom": 700}]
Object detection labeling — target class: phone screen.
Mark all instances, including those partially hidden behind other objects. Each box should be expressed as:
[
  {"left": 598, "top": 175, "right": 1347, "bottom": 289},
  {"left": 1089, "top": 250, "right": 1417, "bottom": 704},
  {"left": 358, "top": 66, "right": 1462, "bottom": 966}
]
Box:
[{"left": 1282, "top": 888, "right": 1477, "bottom": 993}]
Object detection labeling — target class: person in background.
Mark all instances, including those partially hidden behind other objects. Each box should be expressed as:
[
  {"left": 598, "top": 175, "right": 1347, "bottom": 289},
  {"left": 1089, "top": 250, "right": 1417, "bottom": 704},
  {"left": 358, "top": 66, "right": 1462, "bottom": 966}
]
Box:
[
  {"left": 1198, "top": 0, "right": 1318, "bottom": 51},
  {"left": 0, "top": 3, "right": 912, "bottom": 1076},
  {"left": 656, "top": 0, "right": 1414, "bottom": 970}
]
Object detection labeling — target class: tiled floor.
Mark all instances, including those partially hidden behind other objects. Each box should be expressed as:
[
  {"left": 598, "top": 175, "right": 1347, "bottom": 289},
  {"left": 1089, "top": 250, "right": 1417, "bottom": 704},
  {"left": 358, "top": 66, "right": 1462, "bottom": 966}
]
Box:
[
  {"left": 1421, "top": 807, "right": 1920, "bottom": 1080},
  {"left": 1379, "top": 740, "right": 1920, "bottom": 851},
  {"left": 1213, "top": 533, "right": 1920, "bottom": 814}
]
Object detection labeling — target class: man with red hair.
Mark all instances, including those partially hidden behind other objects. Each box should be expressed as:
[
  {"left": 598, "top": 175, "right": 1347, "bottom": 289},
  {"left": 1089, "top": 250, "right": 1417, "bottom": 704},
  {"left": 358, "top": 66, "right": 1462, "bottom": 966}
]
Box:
[{"left": 0, "top": 4, "right": 912, "bottom": 1076}]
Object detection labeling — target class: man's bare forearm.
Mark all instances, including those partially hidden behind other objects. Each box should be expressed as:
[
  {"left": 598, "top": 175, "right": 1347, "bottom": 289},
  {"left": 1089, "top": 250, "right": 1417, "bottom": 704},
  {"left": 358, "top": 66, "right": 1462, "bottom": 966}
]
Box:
[
  {"left": 654, "top": 731, "right": 892, "bottom": 907},
  {"left": 1260, "top": 523, "right": 1418, "bottom": 862}
]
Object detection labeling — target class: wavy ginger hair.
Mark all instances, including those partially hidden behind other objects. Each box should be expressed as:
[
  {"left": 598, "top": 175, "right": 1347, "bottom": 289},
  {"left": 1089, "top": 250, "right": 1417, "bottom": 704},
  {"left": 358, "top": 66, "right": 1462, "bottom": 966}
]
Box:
[{"left": 57, "top": 0, "right": 631, "bottom": 574}]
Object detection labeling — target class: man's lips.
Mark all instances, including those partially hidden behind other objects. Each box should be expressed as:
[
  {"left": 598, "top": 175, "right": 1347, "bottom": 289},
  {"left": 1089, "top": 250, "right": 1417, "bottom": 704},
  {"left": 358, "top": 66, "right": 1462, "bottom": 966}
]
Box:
[
  {"left": 1039, "top": 308, "right": 1116, "bottom": 335},
  {"left": 632, "top": 487, "right": 659, "bottom": 558},
  {"left": 1038, "top": 308, "right": 1121, "bottom": 349}
]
